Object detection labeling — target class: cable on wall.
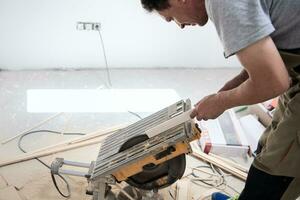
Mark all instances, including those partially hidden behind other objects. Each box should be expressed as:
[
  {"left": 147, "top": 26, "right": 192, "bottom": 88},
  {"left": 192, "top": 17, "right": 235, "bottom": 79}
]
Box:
[{"left": 97, "top": 29, "right": 112, "bottom": 88}]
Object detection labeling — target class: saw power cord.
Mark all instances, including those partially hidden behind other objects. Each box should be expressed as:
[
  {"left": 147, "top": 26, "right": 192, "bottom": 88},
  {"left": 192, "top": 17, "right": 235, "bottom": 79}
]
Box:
[{"left": 18, "top": 129, "right": 86, "bottom": 198}]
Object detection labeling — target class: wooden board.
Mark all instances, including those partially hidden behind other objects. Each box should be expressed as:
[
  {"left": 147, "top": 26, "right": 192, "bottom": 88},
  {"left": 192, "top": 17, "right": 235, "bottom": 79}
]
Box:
[
  {"left": 0, "top": 124, "right": 128, "bottom": 167},
  {"left": 27, "top": 123, "right": 128, "bottom": 155},
  {"left": 190, "top": 142, "right": 248, "bottom": 181},
  {"left": 0, "top": 186, "right": 23, "bottom": 200},
  {"left": 209, "top": 153, "right": 249, "bottom": 173},
  {"left": 0, "top": 137, "right": 104, "bottom": 167}
]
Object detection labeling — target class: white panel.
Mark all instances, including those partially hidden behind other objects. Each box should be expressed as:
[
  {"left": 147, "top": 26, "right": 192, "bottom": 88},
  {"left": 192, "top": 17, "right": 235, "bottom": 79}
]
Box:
[
  {"left": 27, "top": 89, "right": 181, "bottom": 112},
  {"left": 0, "top": 0, "right": 240, "bottom": 69}
]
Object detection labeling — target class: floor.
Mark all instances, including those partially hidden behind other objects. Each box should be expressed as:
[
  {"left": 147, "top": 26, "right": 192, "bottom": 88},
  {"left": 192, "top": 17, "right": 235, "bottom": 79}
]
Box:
[{"left": 0, "top": 68, "right": 247, "bottom": 200}]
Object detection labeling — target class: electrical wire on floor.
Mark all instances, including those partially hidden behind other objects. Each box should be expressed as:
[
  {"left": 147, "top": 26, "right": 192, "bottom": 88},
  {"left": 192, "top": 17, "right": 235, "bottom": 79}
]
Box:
[
  {"left": 190, "top": 164, "right": 226, "bottom": 188},
  {"left": 177, "top": 162, "right": 241, "bottom": 200},
  {"left": 18, "top": 130, "right": 86, "bottom": 198}
]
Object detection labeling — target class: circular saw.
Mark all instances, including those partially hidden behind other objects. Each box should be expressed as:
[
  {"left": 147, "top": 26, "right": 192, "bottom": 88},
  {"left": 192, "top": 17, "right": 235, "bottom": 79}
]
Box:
[{"left": 90, "top": 99, "right": 201, "bottom": 199}]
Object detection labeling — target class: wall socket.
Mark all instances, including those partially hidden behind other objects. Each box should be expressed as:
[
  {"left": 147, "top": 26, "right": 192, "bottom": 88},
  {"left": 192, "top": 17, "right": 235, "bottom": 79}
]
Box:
[{"left": 76, "top": 22, "right": 101, "bottom": 31}]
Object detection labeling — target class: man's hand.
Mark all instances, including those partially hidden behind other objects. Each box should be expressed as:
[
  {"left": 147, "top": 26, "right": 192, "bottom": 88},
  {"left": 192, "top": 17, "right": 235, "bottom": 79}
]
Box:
[{"left": 190, "top": 93, "right": 227, "bottom": 121}]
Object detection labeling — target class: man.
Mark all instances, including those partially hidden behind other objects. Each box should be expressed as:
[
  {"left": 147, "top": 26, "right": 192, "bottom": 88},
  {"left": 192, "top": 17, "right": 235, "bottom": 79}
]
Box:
[{"left": 140, "top": 0, "right": 300, "bottom": 199}]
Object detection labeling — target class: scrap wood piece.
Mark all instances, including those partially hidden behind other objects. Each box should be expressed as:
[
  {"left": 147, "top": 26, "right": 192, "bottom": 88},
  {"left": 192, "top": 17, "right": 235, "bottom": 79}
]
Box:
[
  {"left": 1, "top": 112, "right": 64, "bottom": 145},
  {"left": 190, "top": 143, "right": 247, "bottom": 181},
  {"left": 209, "top": 153, "right": 249, "bottom": 173},
  {"left": 191, "top": 152, "right": 247, "bottom": 181},
  {"left": 0, "top": 137, "right": 104, "bottom": 168},
  {"left": 0, "top": 186, "right": 23, "bottom": 200},
  {"left": 28, "top": 123, "right": 129, "bottom": 155}
]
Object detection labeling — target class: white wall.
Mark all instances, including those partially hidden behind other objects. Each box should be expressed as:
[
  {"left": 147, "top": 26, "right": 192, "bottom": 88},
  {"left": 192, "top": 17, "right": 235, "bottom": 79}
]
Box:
[{"left": 0, "top": 0, "right": 240, "bottom": 70}]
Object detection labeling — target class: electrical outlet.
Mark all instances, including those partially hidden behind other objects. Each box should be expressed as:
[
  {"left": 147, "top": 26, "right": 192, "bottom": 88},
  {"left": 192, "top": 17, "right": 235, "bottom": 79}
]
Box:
[{"left": 77, "top": 22, "right": 101, "bottom": 31}]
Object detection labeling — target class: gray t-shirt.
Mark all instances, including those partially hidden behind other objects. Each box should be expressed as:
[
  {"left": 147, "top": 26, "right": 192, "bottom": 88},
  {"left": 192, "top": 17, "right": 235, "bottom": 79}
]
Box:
[{"left": 205, "top": 0, "right": 300, "bottom": 58}]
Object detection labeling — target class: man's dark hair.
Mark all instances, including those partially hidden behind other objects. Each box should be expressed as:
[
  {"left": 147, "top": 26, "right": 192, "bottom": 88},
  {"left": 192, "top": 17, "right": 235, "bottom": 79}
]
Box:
[{"left": 141, "top": 0, "right": 170, "bottom": 12}]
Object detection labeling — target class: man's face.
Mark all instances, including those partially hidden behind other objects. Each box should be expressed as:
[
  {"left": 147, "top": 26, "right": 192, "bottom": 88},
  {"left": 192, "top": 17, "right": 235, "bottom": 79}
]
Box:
[{"left": 157, "top": 0, "right": 208, "bottom": 29}]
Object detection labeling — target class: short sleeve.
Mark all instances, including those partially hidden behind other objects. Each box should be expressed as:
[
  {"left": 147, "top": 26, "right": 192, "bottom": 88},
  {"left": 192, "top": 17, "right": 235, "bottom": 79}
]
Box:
[{"left": 205, "top": 0, "right": 275, "bottom": 58}]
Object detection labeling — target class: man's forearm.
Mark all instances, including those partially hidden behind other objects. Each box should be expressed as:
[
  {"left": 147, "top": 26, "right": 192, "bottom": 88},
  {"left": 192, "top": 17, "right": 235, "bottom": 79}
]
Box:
[
  {"left": 218, "top": 37, "right": 290, "bottom": 110},
  {"left": 218, "top": 69, "right": 249, "bottom": 92},
  {"left": 217, "top": 77, "right": 288, "bottom": 110}
]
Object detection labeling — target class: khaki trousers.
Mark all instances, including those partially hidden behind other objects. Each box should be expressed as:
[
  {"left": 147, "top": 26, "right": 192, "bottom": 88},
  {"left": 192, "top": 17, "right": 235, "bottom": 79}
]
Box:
[{"left": 253, "top": 50, "right": 300, "bottom": 199}]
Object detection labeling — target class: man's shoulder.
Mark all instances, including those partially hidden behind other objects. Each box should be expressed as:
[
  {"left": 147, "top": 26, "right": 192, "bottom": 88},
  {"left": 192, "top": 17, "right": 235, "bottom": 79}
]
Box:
[
  {"left": 206, "top": 0, "right": 263, "bottom": 15},
  {"left": 205, "top": 0, "right": 250, "bottom": 22},
  {"left": 205, "top": 0, "right": 275, "bottom": 58}
]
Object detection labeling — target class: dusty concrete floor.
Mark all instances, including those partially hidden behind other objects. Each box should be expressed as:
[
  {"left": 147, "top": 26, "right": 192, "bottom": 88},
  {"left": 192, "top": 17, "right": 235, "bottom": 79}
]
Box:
[{"left": 0, "top": 68, "right": 247, "bottom": 200}]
